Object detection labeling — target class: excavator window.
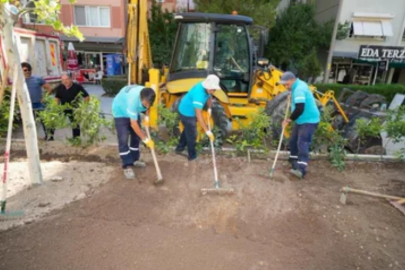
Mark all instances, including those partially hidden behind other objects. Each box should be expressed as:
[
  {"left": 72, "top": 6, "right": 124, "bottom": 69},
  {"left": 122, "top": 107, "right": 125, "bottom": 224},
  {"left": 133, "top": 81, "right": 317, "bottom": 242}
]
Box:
[
  {"left": 171, "top": 23, "right": 212, "bottom": 72},
  {"left": 213, "top": 24, "right": 250, "bottom": 94}
]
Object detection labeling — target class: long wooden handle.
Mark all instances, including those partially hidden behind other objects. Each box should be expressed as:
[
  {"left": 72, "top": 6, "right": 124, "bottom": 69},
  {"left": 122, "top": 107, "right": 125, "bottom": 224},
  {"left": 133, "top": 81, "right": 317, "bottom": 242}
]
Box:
[
  {"left": 145, "top": 125, "right": 162, "bottom": 181},
  {"left": 341, "top": 187, "right": 405, "bottom": 201}
]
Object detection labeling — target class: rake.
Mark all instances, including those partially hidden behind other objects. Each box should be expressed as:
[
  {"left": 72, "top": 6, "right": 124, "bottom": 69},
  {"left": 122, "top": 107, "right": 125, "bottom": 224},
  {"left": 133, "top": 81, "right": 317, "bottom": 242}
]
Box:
[
  {"left": 144, "top": 124, "right": 163, "bottom": 186},
  {"left": 201, "top": 110, "right": 234, "bottom": 196}
]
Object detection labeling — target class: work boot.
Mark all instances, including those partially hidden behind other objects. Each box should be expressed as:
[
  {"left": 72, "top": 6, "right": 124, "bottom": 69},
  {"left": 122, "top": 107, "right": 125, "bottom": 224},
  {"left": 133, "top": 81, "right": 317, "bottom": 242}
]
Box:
[
  {"left": 133, "top": 160, "right": 146, "bottom": 168},
  {"left": 289, "top": 169, "right": 303, "bottom": 180},
  {"left": 123, "top": 167, "right": 135, "bottom": 180}
]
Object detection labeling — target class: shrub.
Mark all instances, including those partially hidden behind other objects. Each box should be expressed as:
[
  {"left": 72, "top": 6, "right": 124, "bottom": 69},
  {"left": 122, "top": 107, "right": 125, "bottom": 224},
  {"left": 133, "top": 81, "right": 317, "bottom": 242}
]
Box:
[
  {"left": 314, "top": 83, "right": 405, "bottom": 103},
  {"left": 226, "top": 108, "right": 272, "bottom": 153},
  {"left": 101, "top": 76, "right": 127, "bottom": 97},
  {"left": 151, "top": 104, "right": 179, "bottom": 154},
  {"left": 38, "top": 94, "right": 114, "bottom": 147}
]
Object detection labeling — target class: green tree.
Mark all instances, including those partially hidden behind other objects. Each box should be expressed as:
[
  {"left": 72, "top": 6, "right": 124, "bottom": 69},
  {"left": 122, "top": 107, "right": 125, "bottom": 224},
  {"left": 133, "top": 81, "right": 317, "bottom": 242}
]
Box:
[
  {"left": 267, "top": 2, "right": 333, "bottom": 79},
  {"left": 148, "top": 0, "right": 177, "bottom": 67},
  {"left": 194, "top": 0, "right": 280, "bottom": 29}
]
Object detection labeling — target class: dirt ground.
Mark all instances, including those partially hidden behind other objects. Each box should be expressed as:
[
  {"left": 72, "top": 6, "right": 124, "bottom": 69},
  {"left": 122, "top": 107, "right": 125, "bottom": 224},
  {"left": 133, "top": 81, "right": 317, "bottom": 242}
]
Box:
[{"left": 0, "top": 148, "right": 404, "bottom": 270}]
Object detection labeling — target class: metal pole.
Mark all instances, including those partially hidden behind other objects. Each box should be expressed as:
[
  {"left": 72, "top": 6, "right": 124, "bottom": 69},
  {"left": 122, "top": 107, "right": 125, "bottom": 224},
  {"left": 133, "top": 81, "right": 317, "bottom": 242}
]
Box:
[
  {"left": 387, "top": 9, "right": 405, "bottom": 84},
  {"left": 372, "top": 62, "right": 379, "bottom": 85},
  {"left": 323, "top": 0, "right": 344, "bottom": 83}
]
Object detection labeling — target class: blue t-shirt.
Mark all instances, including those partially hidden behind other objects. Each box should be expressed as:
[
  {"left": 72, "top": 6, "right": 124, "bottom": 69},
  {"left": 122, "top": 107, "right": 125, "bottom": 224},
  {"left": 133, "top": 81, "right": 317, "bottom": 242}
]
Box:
[
  {"left": 26, "top": 76, "right": 46, "bottom": 103},
  {"left": 291, "top": 79, "right": 320, "bottom": 124},
  {"left": 179, "top": 82, "right": 209, "bottom": 117},
  {"left": 112, "top": 85, "right": 147, "bottom": 120}
]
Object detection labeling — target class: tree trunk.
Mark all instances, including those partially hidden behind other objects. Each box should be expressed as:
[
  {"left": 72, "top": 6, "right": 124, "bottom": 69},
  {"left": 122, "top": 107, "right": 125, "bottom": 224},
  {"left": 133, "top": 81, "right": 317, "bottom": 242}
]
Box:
[{"left": 0, "top": 4, "right": 43, "bottom": 185}]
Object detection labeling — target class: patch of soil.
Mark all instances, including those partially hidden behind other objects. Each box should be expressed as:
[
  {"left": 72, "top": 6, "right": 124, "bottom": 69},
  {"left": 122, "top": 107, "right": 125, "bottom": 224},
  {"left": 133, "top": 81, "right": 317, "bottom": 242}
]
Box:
[{"left": 0, "top": 154, "right": 404, "bottom": 270}]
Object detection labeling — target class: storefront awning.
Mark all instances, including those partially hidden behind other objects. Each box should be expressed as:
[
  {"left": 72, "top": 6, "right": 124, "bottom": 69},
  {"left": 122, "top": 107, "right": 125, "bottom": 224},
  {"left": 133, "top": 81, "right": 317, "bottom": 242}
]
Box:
[
  {"left": 333, "top": 51, "right": 358, "bottom": 58},
  {"left": 352, "top": 12, "right": 394, "bottom": 37},
  {"left": 60, "top": 35, "right": 124, "bottom": 44}
]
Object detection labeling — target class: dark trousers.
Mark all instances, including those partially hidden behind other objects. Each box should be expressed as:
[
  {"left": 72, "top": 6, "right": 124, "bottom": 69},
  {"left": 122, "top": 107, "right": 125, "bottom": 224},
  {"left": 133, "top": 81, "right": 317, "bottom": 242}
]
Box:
[
  {"left": 176, "top": 114, "right": 197, "bottom": 160},
  {"left": 114, "top": 117, "right": 141, "bottom": 168},
  {"left": 289, "top": 123, "right": 318, "bottom": 176},
  {"left": 49, "top": 110, "right": 80, "bottom": 139},
  {"left": 32, "top": 102, "right": 48, "bottom": 139}
]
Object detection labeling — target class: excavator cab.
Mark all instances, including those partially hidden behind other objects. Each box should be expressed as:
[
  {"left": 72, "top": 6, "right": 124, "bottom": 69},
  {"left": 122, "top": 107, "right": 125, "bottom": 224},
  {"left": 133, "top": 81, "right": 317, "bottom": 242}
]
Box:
[{"left": 167, "top": 13, "right": 258, "bottom": 99}]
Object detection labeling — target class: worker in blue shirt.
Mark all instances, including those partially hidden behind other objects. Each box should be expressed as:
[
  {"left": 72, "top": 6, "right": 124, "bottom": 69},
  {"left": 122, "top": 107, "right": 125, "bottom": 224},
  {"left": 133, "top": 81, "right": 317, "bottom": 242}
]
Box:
[
  {"left": 279, "top": 72, "right": 320, "bottom": 179},
  {"left": 175, "top": 75, "right": 221, "bottom": 161},
  {"left": 112, "top": 85, "right": 156, "bottom": 179}
]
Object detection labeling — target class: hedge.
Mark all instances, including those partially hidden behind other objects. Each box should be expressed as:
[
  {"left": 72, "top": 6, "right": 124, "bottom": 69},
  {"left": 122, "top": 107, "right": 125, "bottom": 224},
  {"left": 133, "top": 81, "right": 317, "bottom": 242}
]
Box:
[
  {"left": 314, "top": 83, "right": 405, "bottom": 103},
  {"left": 101, "top": 76, "right": 128, "bottom": 97}
]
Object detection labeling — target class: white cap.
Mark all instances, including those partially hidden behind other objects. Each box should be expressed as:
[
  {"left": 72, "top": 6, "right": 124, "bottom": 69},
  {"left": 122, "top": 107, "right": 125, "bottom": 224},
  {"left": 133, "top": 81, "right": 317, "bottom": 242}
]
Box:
[{"left": 202, "top": 74, "right": 221, "bottom": 90}]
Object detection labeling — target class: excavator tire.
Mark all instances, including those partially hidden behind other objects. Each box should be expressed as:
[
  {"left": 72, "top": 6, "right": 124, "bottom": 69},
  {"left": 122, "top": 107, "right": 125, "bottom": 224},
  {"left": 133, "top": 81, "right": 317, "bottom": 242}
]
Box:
[
  {"left": 170, "top": 97, "right": 182, "bottom": 137},
  {"left": 265, "top": 91, "right": 290, "bottom": 141},
  {"left": 211, "top": 99, "right": 231, "bottom": 140},
  {"left": 359, "top": 94, "right": 387, "bottom": 110},
  {"left": 344, "top": 90, "right": 369, "bottom": 107}
]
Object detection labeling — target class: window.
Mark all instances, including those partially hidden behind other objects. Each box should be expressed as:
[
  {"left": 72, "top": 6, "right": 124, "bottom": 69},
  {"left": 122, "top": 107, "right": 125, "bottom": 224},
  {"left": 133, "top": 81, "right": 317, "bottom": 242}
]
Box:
[
  {"left": 350, "top": 12, "right": 394, "bottom": 38},
  {"left": 74, "top": 6, "right": 111, "bottom": 27},
  {"left": 213, "top": 24, "right": 250, "bottom": 93},
  {"left": 171, "top": 23, "right": 212, "bottom": 72}
]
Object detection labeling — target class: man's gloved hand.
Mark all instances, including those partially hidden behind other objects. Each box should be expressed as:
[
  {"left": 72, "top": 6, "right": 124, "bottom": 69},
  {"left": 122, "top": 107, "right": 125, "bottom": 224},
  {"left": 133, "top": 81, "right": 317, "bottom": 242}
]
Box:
[
  {"left": 143, "top": 138, "right": 155, "bottom": 149},
  {"left": 206, "top": 130, "right": 215, "bottom": 142},
  {"left": 142, "top": 116, "right": 150, "bottom": 127}
]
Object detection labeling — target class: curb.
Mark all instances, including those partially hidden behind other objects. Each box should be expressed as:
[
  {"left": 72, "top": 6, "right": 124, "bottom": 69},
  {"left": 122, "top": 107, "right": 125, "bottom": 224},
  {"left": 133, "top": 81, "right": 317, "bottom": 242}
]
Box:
[{"left": 3, "top": 139, "right": 401, "bottom": 163}]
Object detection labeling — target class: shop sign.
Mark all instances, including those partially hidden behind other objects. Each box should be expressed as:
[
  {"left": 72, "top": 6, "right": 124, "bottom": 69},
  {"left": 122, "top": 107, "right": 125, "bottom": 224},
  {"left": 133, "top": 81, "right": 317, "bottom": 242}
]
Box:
[{"left": 358, "top": 45, "right": 405, "bottom": 63}]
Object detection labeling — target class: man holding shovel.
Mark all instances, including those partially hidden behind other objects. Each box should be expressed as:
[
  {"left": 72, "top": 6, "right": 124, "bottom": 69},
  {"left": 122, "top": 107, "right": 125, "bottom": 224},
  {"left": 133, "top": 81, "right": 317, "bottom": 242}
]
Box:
[
  {"left": 279, "top": 72, "right": 320, "bottom": 179},
  {"left": 175, "top": 74, "right": 220, "bottom": 161},
  {"left": 112, "top": 85, "right": 156, "bottom": 179}
]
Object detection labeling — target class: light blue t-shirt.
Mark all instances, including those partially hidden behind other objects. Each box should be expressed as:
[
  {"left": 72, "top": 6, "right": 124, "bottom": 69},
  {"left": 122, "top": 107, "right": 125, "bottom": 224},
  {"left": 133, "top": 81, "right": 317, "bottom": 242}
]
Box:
[
  {"left": 112, "top": 85, "right": 147, "bottom": 120},
  {"left": 291, "top": 79, "right": 320, "bottom": 124},
  {"left": 179, "top": 82, "right": 209, "bottom": 117},
  {"left": 26, "top": 76, "right": 46, "bottom": 103}
]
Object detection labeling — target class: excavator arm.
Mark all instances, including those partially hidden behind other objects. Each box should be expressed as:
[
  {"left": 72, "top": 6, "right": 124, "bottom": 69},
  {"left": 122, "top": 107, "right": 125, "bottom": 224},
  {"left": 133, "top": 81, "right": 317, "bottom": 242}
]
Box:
[{"left": 126, "top": 0, "right": 153, "bottom": 85}]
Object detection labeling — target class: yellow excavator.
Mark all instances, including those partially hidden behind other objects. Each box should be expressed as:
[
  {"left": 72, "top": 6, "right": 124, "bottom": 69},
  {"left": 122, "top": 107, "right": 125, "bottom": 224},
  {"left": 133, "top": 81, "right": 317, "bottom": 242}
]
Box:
[{"left": 126, "top": 0, "right": 386, "bottom": 153}]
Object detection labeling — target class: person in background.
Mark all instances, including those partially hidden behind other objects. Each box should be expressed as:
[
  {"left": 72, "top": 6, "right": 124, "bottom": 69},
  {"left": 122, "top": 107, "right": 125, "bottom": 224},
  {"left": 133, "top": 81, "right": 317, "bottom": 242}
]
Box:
[
  {"left": 112, "top": 85, "right": 156, "bottom": 179},
  {"left": 48, "top": 73, "right": 89, "bottom": 140},
  {"left": 95, "top": 68, "right": 104, "bottom": 85},
  {"left": 21, "top": 62, "right": 52, "bottom": 140},
  {"left": 279, "top": 71, "right": 320, "bottom": 179},
  {"left": 175, "top": 74, "right": 219, "bottom": 161}
]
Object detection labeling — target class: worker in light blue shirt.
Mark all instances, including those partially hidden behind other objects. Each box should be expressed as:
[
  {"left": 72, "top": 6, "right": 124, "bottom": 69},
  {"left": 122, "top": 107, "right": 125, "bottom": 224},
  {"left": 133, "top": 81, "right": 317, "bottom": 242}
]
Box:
[
  {"left": 175, "top": 75, "right": 220, "bottom": 161},
  {"left": 280, "top": 71, "right": 320, "bottom": 179},
  {"left": 112, "top": 85, "right": 156, "bottom": 179}
]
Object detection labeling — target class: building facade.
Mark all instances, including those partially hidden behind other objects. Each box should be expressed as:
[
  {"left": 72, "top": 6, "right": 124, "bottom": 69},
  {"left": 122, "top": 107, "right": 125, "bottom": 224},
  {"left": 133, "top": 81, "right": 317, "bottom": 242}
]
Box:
[
  {"left": 314, "top": 0, "right": 405, "bottom": 85},
  {"left": 19, "top": 0, "right": 126, "bottom": 75},
  {"left": 147, "top": 0, "right": 195, "bottom": 12}
]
